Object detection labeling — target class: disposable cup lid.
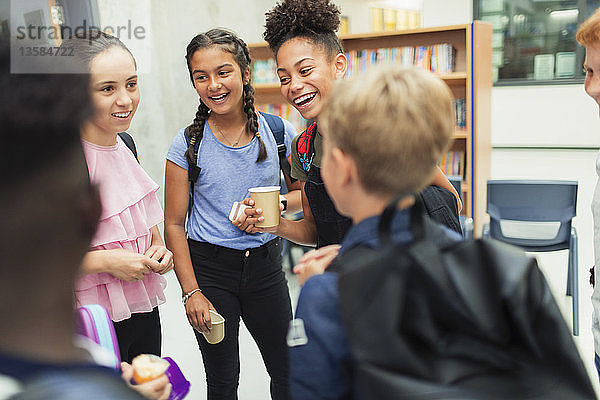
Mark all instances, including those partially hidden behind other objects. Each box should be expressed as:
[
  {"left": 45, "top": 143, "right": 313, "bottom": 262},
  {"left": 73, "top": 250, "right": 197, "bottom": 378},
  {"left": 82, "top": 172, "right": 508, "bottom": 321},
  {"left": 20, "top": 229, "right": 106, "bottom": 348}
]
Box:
[{"left": 248, "top": 186, "right": 280, "bottom": 193}]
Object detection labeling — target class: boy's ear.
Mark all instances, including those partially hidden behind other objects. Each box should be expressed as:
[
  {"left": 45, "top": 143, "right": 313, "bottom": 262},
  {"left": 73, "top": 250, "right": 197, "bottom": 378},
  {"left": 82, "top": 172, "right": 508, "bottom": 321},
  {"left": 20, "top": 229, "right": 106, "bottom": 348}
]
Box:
[
  {"left": 331, "top": 147, "right": 355, "bottom": 187},
  {"left": 334, "top": 53, "right": 347, "bottom": 79}
]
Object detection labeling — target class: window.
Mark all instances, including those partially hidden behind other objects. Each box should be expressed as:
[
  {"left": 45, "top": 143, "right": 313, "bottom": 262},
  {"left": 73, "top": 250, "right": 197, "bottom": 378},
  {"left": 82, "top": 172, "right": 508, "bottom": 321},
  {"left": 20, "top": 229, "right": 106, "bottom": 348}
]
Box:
[{"left": 474, "top": 0, "right": 600, "bottom": 85}]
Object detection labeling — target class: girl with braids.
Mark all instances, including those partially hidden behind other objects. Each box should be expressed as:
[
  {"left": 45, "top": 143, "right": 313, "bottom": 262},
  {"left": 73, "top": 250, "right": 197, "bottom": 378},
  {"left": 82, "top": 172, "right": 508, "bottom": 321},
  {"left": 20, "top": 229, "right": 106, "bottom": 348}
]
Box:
[
  {"left": 254, "top": 0, "right": 463, "bottom": 282},
  {"left": 165, "top": 28, "right": 299, "bottom": 400},
  {"left": 62, "top": 31, "right": 173, "bottom": 374}
]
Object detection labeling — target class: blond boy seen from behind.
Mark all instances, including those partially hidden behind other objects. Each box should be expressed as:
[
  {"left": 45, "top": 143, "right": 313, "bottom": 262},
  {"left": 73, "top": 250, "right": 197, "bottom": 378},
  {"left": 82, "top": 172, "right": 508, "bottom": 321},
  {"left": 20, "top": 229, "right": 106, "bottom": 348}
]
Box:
[{"left": 289, "top": 65, "right": 462, "bottom": 400}]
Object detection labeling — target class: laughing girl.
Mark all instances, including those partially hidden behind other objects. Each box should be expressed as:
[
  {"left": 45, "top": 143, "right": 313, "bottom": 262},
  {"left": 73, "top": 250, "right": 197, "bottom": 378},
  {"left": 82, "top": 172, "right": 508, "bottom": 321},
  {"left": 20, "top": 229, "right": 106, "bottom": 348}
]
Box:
[{"left": 165, "top": 29, "right": 299, "bottom": 399}]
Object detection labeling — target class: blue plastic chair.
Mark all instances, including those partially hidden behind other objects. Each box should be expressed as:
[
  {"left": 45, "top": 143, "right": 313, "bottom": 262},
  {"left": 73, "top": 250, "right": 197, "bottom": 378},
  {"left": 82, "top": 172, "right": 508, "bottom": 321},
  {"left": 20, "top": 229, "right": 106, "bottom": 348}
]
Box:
[{"left": 482, "top": 180, "right": 579, "bottom": 336}]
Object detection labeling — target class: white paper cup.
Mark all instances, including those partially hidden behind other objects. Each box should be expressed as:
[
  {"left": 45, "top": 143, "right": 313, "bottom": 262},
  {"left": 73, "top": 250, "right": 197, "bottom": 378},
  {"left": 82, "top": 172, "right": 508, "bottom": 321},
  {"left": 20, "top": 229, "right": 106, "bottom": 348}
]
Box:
[
  {"left": 202, "top": 310, "right": 225, "bottom": 344},
  {"left": 249, "top": 186, "right": 280, "bottom": 228}
]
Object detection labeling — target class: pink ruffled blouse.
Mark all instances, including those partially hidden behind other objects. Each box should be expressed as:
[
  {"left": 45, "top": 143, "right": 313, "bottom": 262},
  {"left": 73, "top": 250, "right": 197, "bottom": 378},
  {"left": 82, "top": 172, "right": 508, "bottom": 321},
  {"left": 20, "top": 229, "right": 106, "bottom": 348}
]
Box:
[{"left": 75, "top": 137, "right": 167, "bottom": 322}]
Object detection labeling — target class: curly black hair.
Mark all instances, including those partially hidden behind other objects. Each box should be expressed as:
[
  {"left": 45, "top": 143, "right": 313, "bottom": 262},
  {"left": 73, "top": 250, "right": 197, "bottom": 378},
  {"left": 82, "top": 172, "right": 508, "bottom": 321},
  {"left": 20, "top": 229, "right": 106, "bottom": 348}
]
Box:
[{"left": 264, "top": 0, "right": 343, "bottom": 57}]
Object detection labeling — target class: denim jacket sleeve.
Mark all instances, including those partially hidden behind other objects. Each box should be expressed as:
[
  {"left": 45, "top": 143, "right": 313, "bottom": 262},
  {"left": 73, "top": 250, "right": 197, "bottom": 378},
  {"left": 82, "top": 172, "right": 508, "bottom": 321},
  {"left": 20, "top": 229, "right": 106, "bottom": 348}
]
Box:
[{"left": 290, "top": 273, "right": 353, "bottom": 400}]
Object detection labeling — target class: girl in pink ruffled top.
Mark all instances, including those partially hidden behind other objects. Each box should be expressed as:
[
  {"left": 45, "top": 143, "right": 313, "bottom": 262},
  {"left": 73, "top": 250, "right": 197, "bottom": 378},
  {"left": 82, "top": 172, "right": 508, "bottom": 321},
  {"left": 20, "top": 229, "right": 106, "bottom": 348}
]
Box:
[{"left": 63, "top": 31, "right": 174, "bottom": 365}]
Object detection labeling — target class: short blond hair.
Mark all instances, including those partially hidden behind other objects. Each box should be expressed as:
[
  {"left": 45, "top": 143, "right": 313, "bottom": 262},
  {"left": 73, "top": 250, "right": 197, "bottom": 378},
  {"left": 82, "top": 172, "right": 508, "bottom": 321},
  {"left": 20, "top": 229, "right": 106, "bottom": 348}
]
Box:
[
  {"left": 320, "top": 66, "right": 455, "bottom": 196},
  {"left": 577, "top": 8, "right": 600, "bottom": 46}
]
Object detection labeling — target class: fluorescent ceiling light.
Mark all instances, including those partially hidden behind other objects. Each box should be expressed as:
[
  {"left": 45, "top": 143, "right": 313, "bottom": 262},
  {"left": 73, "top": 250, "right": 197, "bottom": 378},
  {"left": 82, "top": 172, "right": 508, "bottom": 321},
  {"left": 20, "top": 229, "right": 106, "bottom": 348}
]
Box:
[{"left": 550, "top": 9, "right": 579, "bottom": 18}]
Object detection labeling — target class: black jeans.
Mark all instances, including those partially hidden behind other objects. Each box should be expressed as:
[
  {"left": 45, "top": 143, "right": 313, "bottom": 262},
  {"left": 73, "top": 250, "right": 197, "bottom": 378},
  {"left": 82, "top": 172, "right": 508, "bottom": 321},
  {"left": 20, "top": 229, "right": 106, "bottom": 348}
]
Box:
[
  {"left": 188, "top": 238, "right": 292, "bottom": 400},
  {"left": 113, "top": 307, "right": 161, "bottom": 364}
]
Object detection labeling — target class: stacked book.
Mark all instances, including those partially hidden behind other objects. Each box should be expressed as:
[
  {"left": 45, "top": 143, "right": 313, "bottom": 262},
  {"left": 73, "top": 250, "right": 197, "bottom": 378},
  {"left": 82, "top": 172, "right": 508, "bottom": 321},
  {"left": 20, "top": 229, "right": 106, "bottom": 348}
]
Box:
[
  {"left": 345, "top": 43, "right": 455, "bottom": 77},
  {"left": 454, "top": 98, "right": 466, "bottom": 128},
  {"left": 439, "top": 151, "right": 465, "bottom": 179}
]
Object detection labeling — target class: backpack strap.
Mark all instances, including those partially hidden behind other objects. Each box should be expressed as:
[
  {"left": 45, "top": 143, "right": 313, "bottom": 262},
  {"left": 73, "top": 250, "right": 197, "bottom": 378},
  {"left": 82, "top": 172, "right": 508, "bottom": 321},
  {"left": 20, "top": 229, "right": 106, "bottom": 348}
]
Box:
[
  {"left": 184, "top": 128, "right": 202, "bottom": 220},
  {"left": 296, "top": 122, "right": 317, "bottom": 175},
  {"left": 183, "top": 113, "right": 293, "bottom": 219},
  {"left": 259, "top": 111, "right": 296, "bottom": 184},
  {"left": 118, "top": 132, "right": 138, "bottom": 162}
]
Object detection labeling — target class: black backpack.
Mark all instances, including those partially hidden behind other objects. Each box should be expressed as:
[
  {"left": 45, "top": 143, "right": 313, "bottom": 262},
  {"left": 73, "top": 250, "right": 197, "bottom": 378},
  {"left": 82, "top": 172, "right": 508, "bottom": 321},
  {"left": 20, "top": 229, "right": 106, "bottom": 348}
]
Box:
[
  {"left": 118, "top": 132, "right": 138, "bottom": 161},
  {"left": 332, "top": 198, "right": 595, "bottom": 400}
]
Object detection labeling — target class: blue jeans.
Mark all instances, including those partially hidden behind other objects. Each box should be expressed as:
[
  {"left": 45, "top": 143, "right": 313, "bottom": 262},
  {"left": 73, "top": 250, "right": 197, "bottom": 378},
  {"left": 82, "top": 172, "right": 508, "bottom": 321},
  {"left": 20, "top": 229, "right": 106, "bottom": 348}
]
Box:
[{"left": 596, "top": 353, "right": 600, "bottom": 382}]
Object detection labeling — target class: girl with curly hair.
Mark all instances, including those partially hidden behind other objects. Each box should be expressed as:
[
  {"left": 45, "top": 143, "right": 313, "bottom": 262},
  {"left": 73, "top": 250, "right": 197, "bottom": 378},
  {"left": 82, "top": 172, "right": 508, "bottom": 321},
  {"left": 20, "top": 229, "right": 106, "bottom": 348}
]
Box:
[
  {"left": 245, "top": 0, "right": 462, "bottom": 270},
  {"left": 164, "top": 28, "right": 300, "bottom": 399}
]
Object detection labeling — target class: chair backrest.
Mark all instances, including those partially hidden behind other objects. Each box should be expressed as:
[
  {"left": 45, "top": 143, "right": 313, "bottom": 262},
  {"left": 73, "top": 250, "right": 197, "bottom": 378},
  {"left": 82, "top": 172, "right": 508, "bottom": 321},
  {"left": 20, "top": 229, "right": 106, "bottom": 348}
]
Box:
[{"left": 486, "top": 180, "right": 577, "bottom": 248}]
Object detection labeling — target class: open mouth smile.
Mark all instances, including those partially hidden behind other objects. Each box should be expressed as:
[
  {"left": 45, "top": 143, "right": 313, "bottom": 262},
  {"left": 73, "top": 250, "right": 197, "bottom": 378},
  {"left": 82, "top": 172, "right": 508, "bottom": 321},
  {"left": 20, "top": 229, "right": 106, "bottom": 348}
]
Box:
[
  {"left": 209, "top": 93, "right": 229, "bottom": 103},
  {"left": 293, "top": 92, "right": 316, "bottom": 107},
  {"left": 111, "top": 111, "right": 132, "bottom": 119}
]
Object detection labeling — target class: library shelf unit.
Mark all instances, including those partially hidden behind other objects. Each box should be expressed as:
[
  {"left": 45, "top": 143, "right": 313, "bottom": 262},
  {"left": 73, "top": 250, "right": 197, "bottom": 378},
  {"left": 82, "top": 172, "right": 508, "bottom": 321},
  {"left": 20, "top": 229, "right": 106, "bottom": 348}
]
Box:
[{"left": 248, "top": 21, "right": 492, "bottom": 235}]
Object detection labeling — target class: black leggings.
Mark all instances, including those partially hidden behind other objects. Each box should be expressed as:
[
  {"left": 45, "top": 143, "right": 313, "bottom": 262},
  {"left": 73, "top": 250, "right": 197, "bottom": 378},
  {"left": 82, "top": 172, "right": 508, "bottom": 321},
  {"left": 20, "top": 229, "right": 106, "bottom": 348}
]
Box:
[
  {"left": 113, "top": 307, "right": 161, "bottom": 364},
  {"left": 188, "top": 238, "right": 292, "bottom": 400}
]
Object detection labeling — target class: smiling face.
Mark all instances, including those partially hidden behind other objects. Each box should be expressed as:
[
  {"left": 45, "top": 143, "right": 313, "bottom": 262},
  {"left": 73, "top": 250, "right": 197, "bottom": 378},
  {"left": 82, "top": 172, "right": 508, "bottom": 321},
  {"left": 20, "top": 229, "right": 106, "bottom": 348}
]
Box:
[
  {"left": 585, "top": 44, "right": 600, "bottom": 116},
  {"left": 189, "top": 46, "right": 249, "bottom": 117},
  {"left": 88, "top": 46, "right": 139, "bottom": 141},
  {"left": 276, "top": 38, "right": 346, "bottom": 121}
]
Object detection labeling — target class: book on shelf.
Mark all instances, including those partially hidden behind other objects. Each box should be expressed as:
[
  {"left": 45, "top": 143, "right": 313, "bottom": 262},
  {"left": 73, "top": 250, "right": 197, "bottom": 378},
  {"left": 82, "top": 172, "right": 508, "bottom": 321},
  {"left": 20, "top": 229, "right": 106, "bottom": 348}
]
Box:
[
  {"left": 344, "top": 43, "right": 455, "bottom": 78},
  {"left": 252, "top": 43, "right": 456, "bottom": 83},
  {"left": 255, "top": 103, "right": 308, "bottom": 132},
  {"left": 414, "top": 45, "right": 431, "bottom": 70},
  {"left": 439, "top": 151, "right": 465, "bottom": 178},
  {"left": 454, "top": 98, "right": 466, "bottom": 128}
]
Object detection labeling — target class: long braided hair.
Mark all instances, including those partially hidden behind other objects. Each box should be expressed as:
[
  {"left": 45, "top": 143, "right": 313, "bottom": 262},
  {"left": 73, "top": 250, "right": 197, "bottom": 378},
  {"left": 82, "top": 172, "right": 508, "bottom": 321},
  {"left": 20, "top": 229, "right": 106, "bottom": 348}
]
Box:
[{"left": 184, "top": 29, "right": 266, "bottom": 170}]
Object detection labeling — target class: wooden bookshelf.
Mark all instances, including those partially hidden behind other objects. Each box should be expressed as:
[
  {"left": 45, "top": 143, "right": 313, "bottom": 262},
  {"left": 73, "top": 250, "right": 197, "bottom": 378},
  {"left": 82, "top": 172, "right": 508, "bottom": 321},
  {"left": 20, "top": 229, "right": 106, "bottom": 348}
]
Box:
[{"left": 249, "top": 22, "right": 492, "bottom": 235}]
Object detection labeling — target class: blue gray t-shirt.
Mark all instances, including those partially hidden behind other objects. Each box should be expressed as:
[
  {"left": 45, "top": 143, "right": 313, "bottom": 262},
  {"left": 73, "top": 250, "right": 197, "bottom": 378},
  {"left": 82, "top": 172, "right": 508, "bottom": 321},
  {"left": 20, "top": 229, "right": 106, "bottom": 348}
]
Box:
[{"left": 166, "top": 115, "right": 296, "bottom": 250}]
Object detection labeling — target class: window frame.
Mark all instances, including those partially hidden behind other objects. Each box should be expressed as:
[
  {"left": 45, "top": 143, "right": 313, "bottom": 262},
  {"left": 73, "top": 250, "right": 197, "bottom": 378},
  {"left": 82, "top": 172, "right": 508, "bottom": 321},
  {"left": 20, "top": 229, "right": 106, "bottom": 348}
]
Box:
[{"left": 473, "top": 0, "right": 591, "bottom": 86}]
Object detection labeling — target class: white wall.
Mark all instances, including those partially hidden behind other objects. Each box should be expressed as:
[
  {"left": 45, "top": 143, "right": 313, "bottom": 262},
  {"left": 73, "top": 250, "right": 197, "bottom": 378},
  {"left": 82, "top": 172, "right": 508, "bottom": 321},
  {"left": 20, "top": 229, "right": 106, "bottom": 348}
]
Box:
[{"left": 492, "top": 85, "right": 599, "bottom": 147}]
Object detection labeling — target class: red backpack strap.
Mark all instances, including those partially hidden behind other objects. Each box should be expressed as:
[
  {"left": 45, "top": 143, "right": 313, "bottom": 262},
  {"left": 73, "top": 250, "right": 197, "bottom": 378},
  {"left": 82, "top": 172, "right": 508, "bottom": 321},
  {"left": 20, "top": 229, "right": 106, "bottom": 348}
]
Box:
[{"left": 296, "top": 122, "right": 317, "bottom": 174}]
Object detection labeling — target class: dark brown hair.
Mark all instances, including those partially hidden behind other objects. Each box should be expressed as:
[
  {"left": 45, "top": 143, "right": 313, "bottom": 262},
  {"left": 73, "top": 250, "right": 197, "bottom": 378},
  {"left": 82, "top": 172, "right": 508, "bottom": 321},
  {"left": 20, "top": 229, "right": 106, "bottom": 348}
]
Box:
[{"left": 184, "top": 28, "right": 266, "bottom": 166}]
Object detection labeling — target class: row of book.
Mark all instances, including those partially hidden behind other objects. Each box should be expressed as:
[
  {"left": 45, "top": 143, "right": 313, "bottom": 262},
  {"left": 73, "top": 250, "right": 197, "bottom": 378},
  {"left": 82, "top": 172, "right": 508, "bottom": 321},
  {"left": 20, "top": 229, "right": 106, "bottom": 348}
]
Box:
[
  {"left": 251, "top": 43, "right": 457, "bottom": 84},
  {"left": 345, "top": 43, "right": 456, "bottom": 77},
  {"left": 439, "top": 151, "right": 465, "bottom": 178},
  {"left": 255, "top": 103, "right": 309, "bottom": 132},
  {"left": 454, "top": 98, "right": 466, "bottom": 128}
]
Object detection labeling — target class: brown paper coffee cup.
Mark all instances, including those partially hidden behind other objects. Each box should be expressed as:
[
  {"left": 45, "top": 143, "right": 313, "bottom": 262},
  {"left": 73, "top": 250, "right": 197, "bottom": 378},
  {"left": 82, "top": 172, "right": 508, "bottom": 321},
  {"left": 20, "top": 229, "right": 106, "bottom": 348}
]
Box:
[
  {"left": 202, "top": 309, "right": 225, "bottom": 344},
  {"left": 249, "top": 186, "right": 280, "bottom": 228}
]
